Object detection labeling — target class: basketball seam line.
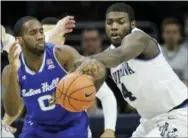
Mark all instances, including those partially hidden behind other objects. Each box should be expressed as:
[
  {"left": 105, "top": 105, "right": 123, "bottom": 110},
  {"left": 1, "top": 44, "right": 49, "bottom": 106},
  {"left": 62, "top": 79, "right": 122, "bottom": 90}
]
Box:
[
  {"left": 63, "top": 74, "right": 83, "bottom": 106},
  {"left": 56, "top": 86, "right": 94, "bottom": 102}
]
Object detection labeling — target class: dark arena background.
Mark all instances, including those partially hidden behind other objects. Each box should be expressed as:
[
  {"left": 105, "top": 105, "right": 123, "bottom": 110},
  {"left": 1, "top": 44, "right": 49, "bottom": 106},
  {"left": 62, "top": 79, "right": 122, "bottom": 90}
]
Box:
[{"left": 1, "top": 1, "right": 188, "bottom": 138}]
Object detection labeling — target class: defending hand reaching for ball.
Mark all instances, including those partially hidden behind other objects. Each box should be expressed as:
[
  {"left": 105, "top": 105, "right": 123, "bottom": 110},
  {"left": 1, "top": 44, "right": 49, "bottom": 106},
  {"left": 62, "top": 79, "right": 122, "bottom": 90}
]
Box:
[{"left": 75, "top": 58, "right": 106, "bottom": 81}]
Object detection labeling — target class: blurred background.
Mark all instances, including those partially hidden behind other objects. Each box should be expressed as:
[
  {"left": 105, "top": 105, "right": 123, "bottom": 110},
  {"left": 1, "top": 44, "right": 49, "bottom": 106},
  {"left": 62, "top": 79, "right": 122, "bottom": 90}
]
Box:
[{"left": 1, "top": 1, "right": 188, "bottom": 138}]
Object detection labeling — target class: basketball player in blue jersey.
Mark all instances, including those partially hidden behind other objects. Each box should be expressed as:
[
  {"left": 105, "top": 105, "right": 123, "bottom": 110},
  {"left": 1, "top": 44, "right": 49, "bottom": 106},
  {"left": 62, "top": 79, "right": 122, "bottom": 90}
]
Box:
[{"left": 2, "top": 16, "right": 105, "bottom": 138}]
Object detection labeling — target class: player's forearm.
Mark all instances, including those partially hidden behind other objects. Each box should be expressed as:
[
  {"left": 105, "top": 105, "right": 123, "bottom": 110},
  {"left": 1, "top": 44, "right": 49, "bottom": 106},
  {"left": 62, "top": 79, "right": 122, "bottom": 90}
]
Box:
[
  {"left": 102, "top": 95, "right": 117, "bottom": 131},
  {"left": 96, "top": 82, "right": 117, "bottom": 131},
  {"left": 90, "top": 48, "right": 124, "bottom": 68},
  {"left": 4, "top": 71, "right": 22, "bottom": 117},
  {"left": 45, "top": 30, "right": 65, "bottom": 45},
  {"left": 3, "top": 103, "right": 24, "bottom": 125}
]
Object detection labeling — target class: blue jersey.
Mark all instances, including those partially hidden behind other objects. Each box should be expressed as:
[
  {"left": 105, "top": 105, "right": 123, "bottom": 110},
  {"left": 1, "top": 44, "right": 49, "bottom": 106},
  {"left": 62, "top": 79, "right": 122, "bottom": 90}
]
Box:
[{"left": 17, "top": 43, "right": 87, "bottom": 127}]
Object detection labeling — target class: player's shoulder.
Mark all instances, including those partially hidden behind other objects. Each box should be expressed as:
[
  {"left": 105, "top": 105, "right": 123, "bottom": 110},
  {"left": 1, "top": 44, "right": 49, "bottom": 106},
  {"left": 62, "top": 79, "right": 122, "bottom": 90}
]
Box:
[
  {"left": 54, "top": 44, "right": 79, "bottom": 56},
  {"left": 127, "top": 27, "right": 148, "bottom": 38}
]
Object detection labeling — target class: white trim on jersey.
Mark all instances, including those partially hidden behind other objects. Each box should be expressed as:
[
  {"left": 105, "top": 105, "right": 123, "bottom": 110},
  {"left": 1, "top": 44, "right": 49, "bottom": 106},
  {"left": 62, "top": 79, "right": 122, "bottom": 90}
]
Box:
[
  {"left": 21, "top": 51, "right": 46, "bottom": 75},
  {"left": 53, "top": 46, "right": 68, "bottom": 74}
]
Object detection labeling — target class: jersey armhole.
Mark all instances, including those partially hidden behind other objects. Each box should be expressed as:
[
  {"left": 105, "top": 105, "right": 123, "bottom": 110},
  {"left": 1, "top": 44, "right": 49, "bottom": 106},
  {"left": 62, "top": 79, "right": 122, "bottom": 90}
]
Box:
[
  {"left": 136, "top": 36, "right": 161, "bottom": 61},
  {"left": 53, "top": 47, "right": 68, "bottom": 74}
]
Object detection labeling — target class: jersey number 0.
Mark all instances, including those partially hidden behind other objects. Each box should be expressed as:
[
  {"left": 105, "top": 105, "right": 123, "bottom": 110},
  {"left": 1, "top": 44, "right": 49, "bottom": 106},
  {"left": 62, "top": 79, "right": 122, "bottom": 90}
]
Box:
[{"left": 38, "top": 95, "right": 56, "bottom": 111}]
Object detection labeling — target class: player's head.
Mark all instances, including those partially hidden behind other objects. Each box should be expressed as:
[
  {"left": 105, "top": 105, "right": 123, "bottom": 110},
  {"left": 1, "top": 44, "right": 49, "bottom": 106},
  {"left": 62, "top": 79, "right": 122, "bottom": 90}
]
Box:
[
  {"left": 81, "top": 27, "right": 102, "bottom": 55},
  {"left": 161, "top": 17, "right": 182, "bottom": 47},
  {"left": 105, "top": 3, "right": 135, "bottom": 46},
  {"left": 14, "top": 16, "right": 45, "bottom": 56}
]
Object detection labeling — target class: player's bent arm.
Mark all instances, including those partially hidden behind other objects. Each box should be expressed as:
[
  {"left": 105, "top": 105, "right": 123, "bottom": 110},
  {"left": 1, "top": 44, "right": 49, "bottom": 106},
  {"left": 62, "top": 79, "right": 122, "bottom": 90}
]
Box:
[
  {"left": 2, "top": 65, "right": 23, "bottom": 117},
  {"left": 90, "top": 31, "right": 149, "bottom": 68},
  {"left": 96, "top": 82, "right": 117, "bottom": 131}
]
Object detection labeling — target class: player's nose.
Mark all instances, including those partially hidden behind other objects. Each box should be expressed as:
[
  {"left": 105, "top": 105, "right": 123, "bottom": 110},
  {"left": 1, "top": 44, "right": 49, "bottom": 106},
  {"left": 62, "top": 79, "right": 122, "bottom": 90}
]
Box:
[{"left": 111, "top": 22, "right": 118, "bottom": 31}]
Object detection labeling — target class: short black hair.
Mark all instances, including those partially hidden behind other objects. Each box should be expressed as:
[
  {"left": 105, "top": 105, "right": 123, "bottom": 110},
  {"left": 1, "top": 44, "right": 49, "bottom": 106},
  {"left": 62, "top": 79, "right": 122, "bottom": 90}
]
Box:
[
  {"left": 41, "top": 17, "right": 59, "bottom": 25},
  {"left": 106, "top": 3, "right": 135, "bottom": 22},
  {"left": 14, "top": 16, "right": 37, "bottom": 37}
]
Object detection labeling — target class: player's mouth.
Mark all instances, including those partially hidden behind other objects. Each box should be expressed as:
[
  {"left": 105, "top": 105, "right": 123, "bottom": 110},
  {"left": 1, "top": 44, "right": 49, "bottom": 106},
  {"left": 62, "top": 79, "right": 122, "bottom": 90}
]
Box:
[
  {"left": 111, "top": 33, "right": 120, "bottom": 39},
  {"left": 37, "top": 42, "right": 45, "bottom": 48}
]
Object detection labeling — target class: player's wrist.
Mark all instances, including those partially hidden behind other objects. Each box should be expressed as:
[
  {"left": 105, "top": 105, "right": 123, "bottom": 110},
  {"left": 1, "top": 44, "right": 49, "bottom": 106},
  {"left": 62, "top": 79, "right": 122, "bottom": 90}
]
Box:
[{"left": 9, "top": 65, "right": 19, "bottom": 74}]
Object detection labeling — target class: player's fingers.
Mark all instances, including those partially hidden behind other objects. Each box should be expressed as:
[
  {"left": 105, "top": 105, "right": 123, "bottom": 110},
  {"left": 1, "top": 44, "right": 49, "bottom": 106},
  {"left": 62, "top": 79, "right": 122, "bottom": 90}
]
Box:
[
  {"left": 68, "top": 19, "right": 76, "bottom": 24},
  {"left": 9, "top": 41, "right": 18, "bottom": 55},
  {"left": 65, "top": 29, "right": 73, "bottom": 33},
  {"left": 67, "top": 16, "right": 74, "bottom": 20},
  {"left": 66, "top": 23, "right": 76, "bottom": 29},
  {"left": 14, "top": 51, "right": 20, "bottom": 59},
  {"left": 9, "top": 44, "right": 19, "bottom": 57}
]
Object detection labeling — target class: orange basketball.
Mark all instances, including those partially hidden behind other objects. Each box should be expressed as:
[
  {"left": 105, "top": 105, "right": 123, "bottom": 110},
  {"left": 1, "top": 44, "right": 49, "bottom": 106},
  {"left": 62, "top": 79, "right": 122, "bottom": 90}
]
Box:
[{"left": 55, "top": 72, "right": 96, "bottom": 112}]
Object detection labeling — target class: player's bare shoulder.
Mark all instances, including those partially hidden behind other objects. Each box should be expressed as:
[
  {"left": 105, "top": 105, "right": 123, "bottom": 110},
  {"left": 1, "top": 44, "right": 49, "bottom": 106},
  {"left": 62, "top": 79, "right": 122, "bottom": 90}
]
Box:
[
  {"left": 54, "top": 45, "right": 84, "bottom": 71},
  {"left": 126, "top": 29, "right": 160, "bottom": 59}
]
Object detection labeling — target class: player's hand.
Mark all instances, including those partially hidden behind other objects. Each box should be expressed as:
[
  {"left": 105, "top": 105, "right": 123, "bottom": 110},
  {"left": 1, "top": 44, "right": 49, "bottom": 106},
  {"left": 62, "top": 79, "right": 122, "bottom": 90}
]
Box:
[
  {"left": 55, "top": 16, "right": 76, "bottom": 36},
  {"left": 100, "top": 129, "right": 115, "bottom": 138},
  {"left": 8, "top": 40, "right": 21, "bottom": 73},
  {"left": 7, "top": 125, "right": 17, "bottom": 134},
  {"left": 75, "top": 58, "right": 106, "bottom": 80}
]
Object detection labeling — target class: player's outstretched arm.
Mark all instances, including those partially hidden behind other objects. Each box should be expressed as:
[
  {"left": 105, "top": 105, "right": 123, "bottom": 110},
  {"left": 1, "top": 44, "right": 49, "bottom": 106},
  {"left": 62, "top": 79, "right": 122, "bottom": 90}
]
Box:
[
  {"left": 54, "top": 45, "right": 106, "bottom": 90},
  {"left": 90, "top": 31, "right": 149, "bottom": 68}
]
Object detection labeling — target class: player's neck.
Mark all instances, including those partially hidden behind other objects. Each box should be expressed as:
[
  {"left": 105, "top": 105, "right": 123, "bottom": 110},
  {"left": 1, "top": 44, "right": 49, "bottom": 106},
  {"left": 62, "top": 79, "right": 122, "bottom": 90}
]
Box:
[{"left": 23, "top": 51, "right": 44, "bottom": 73}]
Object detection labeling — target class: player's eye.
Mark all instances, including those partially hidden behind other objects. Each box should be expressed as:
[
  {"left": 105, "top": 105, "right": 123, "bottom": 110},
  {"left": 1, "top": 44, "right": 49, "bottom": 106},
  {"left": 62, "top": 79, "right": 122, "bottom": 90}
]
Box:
[
  {"left": 118, "top": 20, "right": 126, "bottom": 24},
  {"left": 106, "top": 20, "right": 112, "bottom": 25},
  {"left": 40, "top": 29, "right": 44, "bottom": 34},
  {"left": 29, "top": 30, "right": 36, "bottom": 35}
]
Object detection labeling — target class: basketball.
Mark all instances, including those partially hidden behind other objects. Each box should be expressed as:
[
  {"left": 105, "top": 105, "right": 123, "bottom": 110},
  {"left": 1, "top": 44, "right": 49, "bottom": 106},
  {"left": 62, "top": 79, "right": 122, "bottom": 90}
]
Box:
[{"left": 55, "top": 72, "right": 96, "bottom": 112}]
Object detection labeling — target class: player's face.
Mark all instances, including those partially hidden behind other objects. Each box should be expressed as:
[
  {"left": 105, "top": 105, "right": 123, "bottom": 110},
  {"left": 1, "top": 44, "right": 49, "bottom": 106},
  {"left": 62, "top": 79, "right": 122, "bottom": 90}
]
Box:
[
  {"left": 22, "top": 19, "right": 45, "bottom": 55},
  {"left": 81, "top": 30, "right": 102, "bottom": 55},
  {"left": 162, "top": 24, "right": 181, "bottom": 46},
  {"left": 105, "top": 12, "right": 132, "bottom": 46}
]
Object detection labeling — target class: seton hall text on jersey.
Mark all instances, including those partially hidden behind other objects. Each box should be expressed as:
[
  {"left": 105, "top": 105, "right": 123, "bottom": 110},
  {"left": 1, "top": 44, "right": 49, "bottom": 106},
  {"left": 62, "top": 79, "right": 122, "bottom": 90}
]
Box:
[
  {"left": 22, "top": 78, "right": 60, "bottom": 97},
  {"left": 112, "top": 62, "right": 135, "bottom": 84}
]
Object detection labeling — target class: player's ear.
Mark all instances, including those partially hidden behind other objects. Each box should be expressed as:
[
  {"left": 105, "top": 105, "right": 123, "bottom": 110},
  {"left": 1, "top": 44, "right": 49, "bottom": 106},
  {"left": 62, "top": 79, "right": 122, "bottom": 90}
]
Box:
[{"left": 131, "top": 20, "right": 136, "bottom": 28}]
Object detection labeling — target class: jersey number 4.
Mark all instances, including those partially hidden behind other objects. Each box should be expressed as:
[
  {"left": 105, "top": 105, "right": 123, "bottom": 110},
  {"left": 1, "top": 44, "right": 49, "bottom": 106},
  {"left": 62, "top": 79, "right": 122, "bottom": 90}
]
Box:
[
  {"left": 38, "top": 95, "right": 56, "bottom": 111},
  {"left": 121, "top": 83, "right": 136, "bottom": 101}
]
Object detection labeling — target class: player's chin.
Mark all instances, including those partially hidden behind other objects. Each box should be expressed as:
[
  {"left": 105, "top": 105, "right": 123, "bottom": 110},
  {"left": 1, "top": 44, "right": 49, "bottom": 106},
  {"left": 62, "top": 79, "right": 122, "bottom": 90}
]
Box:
[
  {"left": 111, "top": 38, "right": 121, "bottom": 46},
  {"left": 36, "top": 47, "right": 45, "bottom": 54}
]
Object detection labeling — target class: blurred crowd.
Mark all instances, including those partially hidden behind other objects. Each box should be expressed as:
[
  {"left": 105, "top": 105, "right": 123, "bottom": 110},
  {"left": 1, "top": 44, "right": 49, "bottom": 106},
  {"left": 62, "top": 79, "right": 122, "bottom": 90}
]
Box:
[{"left": 1, "top": 1, "right": 188, "bottom": 138}]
